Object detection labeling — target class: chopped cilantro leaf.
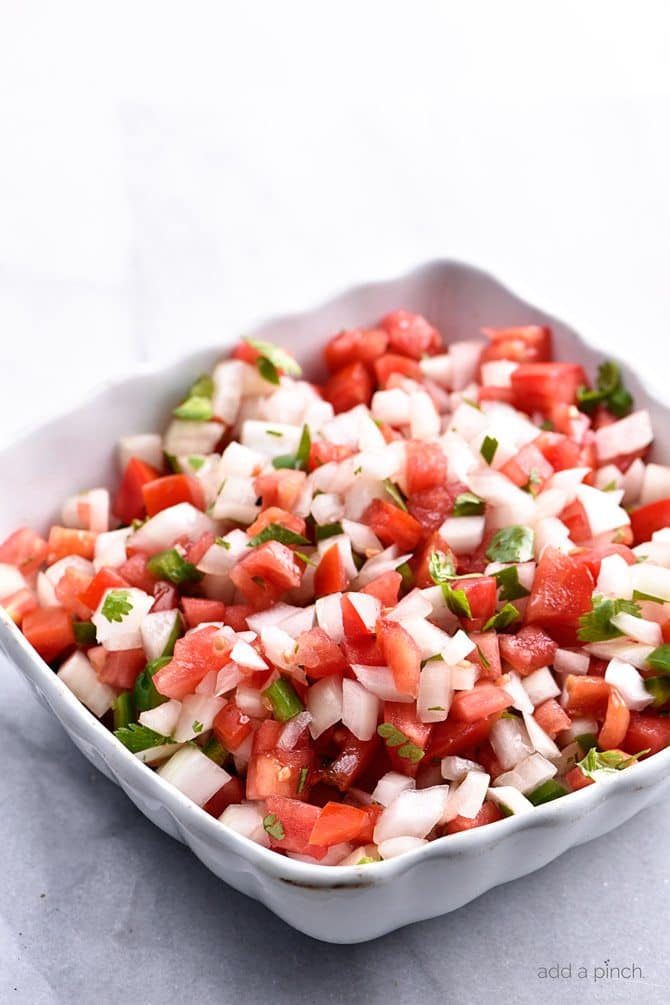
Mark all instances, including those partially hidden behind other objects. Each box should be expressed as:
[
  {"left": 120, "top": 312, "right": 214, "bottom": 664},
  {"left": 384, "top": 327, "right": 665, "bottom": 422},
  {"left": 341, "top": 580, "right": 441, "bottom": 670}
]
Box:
[
  {"left": 577, "top": 595, "right": 642, "bottom": 643},
  {"left": 493, "top": 566, "right": 530, "bottom": 601},
  {"left": 383, "top": 479, "right": 408, "bottom": 512},
  {"left": 486, "top": 525, "right": 535, "bottom": 564},
  {"left": 101, "top": 589, "right": 133, "bottom": 624},
  {"left": 247, "top": 523, "right": 310, "bottom": 548},
  {"left": 480, "top": 435, "right": 498, "bottom": 465},
  {"left": 263, "top": 813, "right": 285, "bottom": 840},
  {"left": 483, "top": 602, "right": 520, "bottom": 632},
  {"left": 192, "top": 720, "right": 204, "bottom": 734},
  {"left": 441, "top": 582, "right": 472, "bottom": 619},
  {"left": 377, "top": 723, "right": 425, "bottom": 763},
  {"left": 429, "top": 550, "right": 457, "bottom": 584},
  {"left": 452, "top": 492, "right": 486, "bottom": 517},
  {"left": 114, "top": 723, "right": 175, "bottom": 753},
  {"left": 577, "top": 745, "right": 649, "bottom": 779},
  {"left": 647, "top": 644, "right": 670, "bottom": 676},
  {"left": 315, "top": 522, "right": 343, "bottom": 541}
]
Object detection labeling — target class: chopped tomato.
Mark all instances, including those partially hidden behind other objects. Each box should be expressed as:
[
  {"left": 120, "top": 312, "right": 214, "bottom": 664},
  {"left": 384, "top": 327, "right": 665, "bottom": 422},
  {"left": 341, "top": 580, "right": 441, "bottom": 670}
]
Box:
[
  {"left": 570, "top": 542, "right": 636, "bottom": 580},
  {"left": 446, "top": 801, "right": 505, "bottom": 834},
  {"left": 426, "top": 712, "right": 501, "bottom": 760},
  {"left": 407, "top": 484, "right": 461, "bottom": 532},
  {"left": 324, "top": 327, "right": 388, "bottom": 373},
  {"left": 292, "top": 627, "right": 347, "bottom": 679},
  {"left": 566, "top": 765, "right": 595, "bottom": 791},
  {"left": 314, "top": 544, "right": 349, "bottom": 598},
  {"left": 533, "top": 698, "right": 571, "bottom": 739},
  {"left": 362, "top": 498, "right": 423, "bottom": 551},
  {"left": 54, "top": 566, "right": 93, "bottom": 619},
  {"left": 141, "top": 474, "right": 205, "bottom": 517},
  {"left": 382, "top": 701, "right": 432, "bottom": 777},
  {"left": 377, "top": 621, "right": 421, "bottom": 697},
  {"left": 360, "top": 571, "right": 402, "bottom": 607},
  {"left": 598, "top": 686, "right": 630, "bottom": 749},
  {"left": 525, "top": 547, "right": 594, "bottom": 645},
  {"left": 230, "top": 541, "right": 302, "bottom": 610},
  {"left": 500, "top": 443, "right": 553, "bottom": 493},
  {"left": 246, "top": 507, "right": 306, "bottom": 540},
  {"left": 373, "top": 353, "right": 423, "bottom": 386},
  {"left": 451, "top": 683, "right": 513, "bottom": 723},
  {"left": 184, "top": 531, "right": 215, "bottom": 566},
  {"left": 255, "top": 469, "right": 307, "bottom": 511},
  {"left": 99, "top": 648, "right": 146, "bottom": 688},
  {"left": 405, "top": 441, "right": 447, "bottom": 494},
  {"left": 498, "top": 625, "right": 558, "bottom": 676},
  {"left": 308, "top": 440, "right": 356, "bottom": 471},
  {"left": 263, "top": 796, "right": 327, "bottom": 859},
  {"left": 22, "top": 607, "right": 75, "bottom": 664},
  {"left": 213, "top": 702, "right": 254, "bottom": 750},
  {"left": 511, "top": 362, "right": 587, "bottom": 415},
  {"left": 468, "top": 631, "right": 502, "bottom": 679},
  {"left": 113, "top": 457, "right": 161, "bottom": 525},
  {"left": 323, "top": 361, "right": 373, "bottom": 413},
  {"left": 0, "top": 527, "right": 48, "bottom": 577},
  {"left": 2, "top": 588, "right": 38, "bottom": 626},
  {"left": 247, "top": 740, "right": 313, "bottom": 802},
  {"left": 534, "top": 432, "right": 584, "bottom": 472},
  {"left": 563, "top": 674, "right": 610, "bottom": 716},
  {"left": 223, "top": 604, "right": 253, "bottom": 632},
  {"left": 355, "top": 803, "right": 383, "bottom": 843},
  {"left": 309, "top": 801, "right": 369, "bottom": 846},
  {"left": 379, "top": 309, "right": 442, "bottom": 359},
  {"left": 630, "top": 498, "right": 670, "bottom": 544},
  {"left": 458, "top": 576, "right": 497, "bottom": 626},
  {"left": 341, "top": 635, "right": 385, "bottom": 667},
  {"left": 341, "top": 595, "right": 375, "bottom": 641},
  {"left": 559, "top": 499, "right": 592, "bottom": 543},
  {"left": 117, "top": 553, "right": 158, "bottom": 594},
  {"left": 181, "top": 597, "right": 227, "bottom": 628},
  {"left": 150, "top": 581, "right": 180, "bottom": 612},
  {"left": 78, "top": 567, "right": 129, "bottom": 612},
  {"left": 412, "top": 531, "right": 455, "bottom": 588},
  {"left": 622, "top": 712, "right": 670, "bottom": 756},
  {"left": 480, "top": 325, "right": 552, "bottom": 364},
  {"left": 153, "top": 625, "right": 232, "bottom": 699},
  {"left": 322, "top": 730, "right": 381, "bottom": 791},
  {"left": 203, "top": 776, "right": 243, "bottom": 818},
  {"left": 47, "top": 526, "right": 97, "bottom": 564}
]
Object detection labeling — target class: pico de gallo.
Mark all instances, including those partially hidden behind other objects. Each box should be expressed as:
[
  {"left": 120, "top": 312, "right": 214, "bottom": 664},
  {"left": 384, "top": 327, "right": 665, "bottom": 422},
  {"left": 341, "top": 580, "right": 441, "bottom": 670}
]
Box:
[{"left": 3, "top": 310, "right": 670, "bottom": 866}]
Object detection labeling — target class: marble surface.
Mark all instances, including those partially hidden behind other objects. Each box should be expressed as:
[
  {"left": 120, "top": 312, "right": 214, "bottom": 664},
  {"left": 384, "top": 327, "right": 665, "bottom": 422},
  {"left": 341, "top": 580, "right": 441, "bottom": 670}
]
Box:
[{"left": 2, "top": 2, "right": 670, "bottom": 1001}]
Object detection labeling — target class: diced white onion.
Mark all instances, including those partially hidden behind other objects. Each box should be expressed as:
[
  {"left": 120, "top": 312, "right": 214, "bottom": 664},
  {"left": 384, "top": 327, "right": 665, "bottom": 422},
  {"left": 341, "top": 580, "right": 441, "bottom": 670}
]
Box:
[
  {"left": 139, "top": 698, "right": 182, "bottom": 737},
  {"left": 307, "top": 675, "right": 343, "bottom": 739},
  {"left": 490, "top": 717, "right": 534, "bottom": 769},
  {"left": 219, "top": 803, "right": 270, "bottom": 847},
  {"left": 604, "top": 658, "right": 654, "bottom": 711},
  {"left": 371, "top": 772, "right": 416, "bottom": 807},
  {"left": 140, "top": 609, "right": 181, "bottom": 663},
  {"left": 351, "top": 664, "right": 413, "bottom": 702},
  {"left": 173, "top": 694, "right": 225, "bottom": 742},
  {"left": 522, "top": 666, "right": 561, "bottom": 707},
  {"left": 373, "top": 786, "right": 450, "bottom": 843},
  {"left": 417, "top": 659, "right": 453, "bottom": 723},
  {"left": 57, "top": 652, "right": 117, "bottom": 717},
  {"left": 439, "top": 516, "right": 486, "bottom": 555},
  {"left": 158, "top": 746, "right": 231, "bottom": 807},
  {"left": 130, "top": 503, "right": 214, "bottom": 556},
  {"left": 342, "top": 678, "right": 379, "bottom": 740},
  {"left": 595, "top": 410, "right": 653, "bottom": 462},
  {"left": 118, "top": 432, "right": 164, "bottom": 471}
]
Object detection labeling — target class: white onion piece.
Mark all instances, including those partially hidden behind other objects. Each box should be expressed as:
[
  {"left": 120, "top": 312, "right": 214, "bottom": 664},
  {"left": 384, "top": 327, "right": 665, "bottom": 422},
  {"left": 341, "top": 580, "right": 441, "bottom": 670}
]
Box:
[
  {"left": 610, "top": 612, "right": 662, "bottom": 646},
  {"left": 522, "top": 666, "right": 560, "bottom": 707},
  {"left": 163, "top": 419, "right": 223, "bottom": 457},
  {"left": 214, "top": 663, "right": 245, "bottom": 696},
  {"left": 604, "top": 658, "right": 654, "bottom": 711},
  {"left": 373, "top": 786, "right": 450, "bottom": 843},
  {"left": 140, "top": 609, "right": 181, "bottom": 662},
  {"left": 443, "top": 770, "right": 490, "bottom": 821},
  {"left": 341, "top": 519, "right": 382, "bottom": 556},
  {"left": 230, "top": 639, "right": 268, "bottom": 671},
  {"left": 311, "top": 493, "right": 344, "bottom": 526},
  {"left": 197, "top": 530, "right": 249, "bottom": 575},
  {"left": 139, "top": 698, "right": 182, "bottom": 737},
  {"left": 595, "top": 410, "right": 653, "bottom": 461},
  {"left": 118, "top": 432, "right": 163, "bottom": 471},
  {"left": 219, "top": 803, "right": 270, "bottom": 848},
  {"left": 210, "top": 359, "right": 245, "bottom": 422},
  {"left": 315, "top": 592, "right": 344, "bottom": 642},
  {"left": 158, "top": 746, "right": 231, "bottom": 807},
  {"left": 480, "top": 360, "right": 517, "bottom": 388},
  {"left": 522, "top": 712, "right": 562, "bottom": 761},
  {"left": 450, "top": 664, "right": 478, "bottom": 691},
  {"left": 534, "top": 517, "right": 572, "bottom": 556},
  {"left": 489, "top": 717, "right": 534, "bottom": 770},
  {"left": 379, "top": 836, "right": 429, "bottom": 860},
  {"left": 400, "top": 618, "right": 450, "bottom": 661},
  {"left": 240, "top": 420, "right": 302, "bottom": 458},
  {"left": 307, "top": 675, "right": 343, "bottom": 739},
  {"left": 467, "top": 471, "right": 537, "bottom": 529},
  {"left": 640, "top": 463, "right": 670, "bottom": 506},
  {"left": 351, "top": 664, "right": 413, "bottom": 702},
  {"left": 346, "top": 592, "right": 382, "bottom": 633},
  {"left": 356, "top": 548, "right": 414, "bottom": 588},
  {"left": 553, "top": 648, "right": 590, "bottom": 676},
  {"left": 557, "top": 716, "right": 599, "bottom": 745},
  {"left": 623, "top": 457, "right": 645, "bottom": 506},
  {"left": 135, "top": 743, "right": 185, "bottom": 765},
  {"left": 386, "top": 588, "right": 433, "bottom": 623},
  {"left": 57, "top": 652, "right": 117, "bottom": 717},
  {"left": 440, "top": 629, "right": 476, "bottom": 665},
  {"left": 419, "top": 352, "right": 453, "bottom": 387},
  {"left": 409, "top": 389, "right": 440, "bottom": 440},
  {"left": 36, "top": 571, "right": 57, "bottom": 607},
  {"left": 277, "top": 710, "right": 312, "bottom": 751},
  {"left": 440, "top": 756, "right": 484, "bottom": 782},
  {"left": 195, "top": 670, "right": 217, "bottom": 695},
  {"left": 486, "top": 787, "right": 534, "bottom": 816},
  {"left": 320, "top": 404, "right": 370, "bottom": 445},
  {"left": 260, "top": 625, "right": 296, "bottom": 670},
  {"left": 584, "top": 638, "right": 654, "bottom": 669},
  {"left": 246, "top": 603, "right": 300, "bottom": 635},
  {"left": 371, "top": 772, "right": 416, "bottom": 807},
  {"left": 92, "top": 587, "right": 154, "bottom": 651},
  {"left": 534, "top": 488, "right": 568, "bottom": 521},
  {"left": 342, "top": 678, "right": 379, "bottom": 740},
  {"left": 596, "top": 553, "right": 633, "bottom": 599},
  {"left": 131, "top": 503, "right": 214, "bottom": 555},
  {"left": 575, "top": 484, "right": 630, "bottom": 537},
  {"left": 174, "top": 694, "right": 225, "bottom": 742},
  {"left": 94, "top": 527, "right": 131, "bottom": 572},
  {"left": 45, "top": 554, "right": 94, "bottom": 586},
  {"left": 632, "top": 563, "right": 670, "bottom": 602},
  {"left": 278, "top": 605, "right": 316, "bottom": 639},
  {"left": 211, "top": 476, "right": 260, "bottom": 524},
  {"left": 235, "top": 683, "right": 268, "bottom": 718},
  {"left": 546, "top": 467, "right": 591, "bottom": 499},
  {"left": 494, "top": 751, "right": 557, "bottom": 793},
  {"left": 439, "top": 516, "right": 486, "bottom": 555},
  {"left": 449, "top": 340, "right": 485, "bottom": 390},
  {"left": 0, "top": 564, "right": 26, "bottom": 600},
  {"left": 634, "top": 541, "right": 670, "bottom": 567},
  {"left": 502, "top": 671, "right": 535, "bottom": 714},
  {"left": 317, "top": 534, "right": 358, "bottom": 581},
  {"left": 417, "top": 659, "right": 453, "bottom": 723},
  {"left": 371, "top": 388, "right": 412, "bottom": 426},
  {"left": 218, "top": 441, "right": 265, "bottom": 479}
]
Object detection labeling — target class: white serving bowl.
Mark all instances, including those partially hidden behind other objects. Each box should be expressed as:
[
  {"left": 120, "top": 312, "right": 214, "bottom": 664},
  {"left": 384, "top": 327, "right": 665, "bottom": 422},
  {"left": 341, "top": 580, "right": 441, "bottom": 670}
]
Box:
[{"left": 2, "top": 260, "right": 669, "bottom": 944}]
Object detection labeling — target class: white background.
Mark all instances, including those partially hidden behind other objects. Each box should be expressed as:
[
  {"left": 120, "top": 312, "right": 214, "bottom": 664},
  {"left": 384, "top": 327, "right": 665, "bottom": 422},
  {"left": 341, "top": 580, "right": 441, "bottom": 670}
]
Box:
[
  {"left": 0, "top": 1, "right": 669, "bottom": 441},
  {"left": 1, "top": 3, "right": 670, "bottom": 1003}
]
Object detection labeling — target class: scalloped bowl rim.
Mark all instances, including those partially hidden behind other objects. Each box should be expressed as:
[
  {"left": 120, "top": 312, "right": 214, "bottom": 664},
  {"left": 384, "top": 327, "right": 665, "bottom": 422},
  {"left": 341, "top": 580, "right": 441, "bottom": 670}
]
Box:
[{"left": 1, "top": 257, "right": 669, "bottom": 893}]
